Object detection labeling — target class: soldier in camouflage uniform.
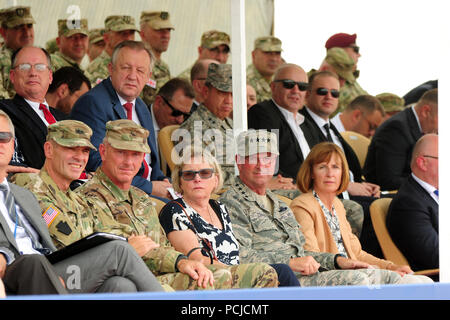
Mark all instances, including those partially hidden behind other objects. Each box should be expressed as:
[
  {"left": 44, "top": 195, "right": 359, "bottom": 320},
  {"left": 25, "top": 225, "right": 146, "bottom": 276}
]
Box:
[
  {"left": 139, "top": 11, "right": 174, "bottom": 106},
  {"left": 0, "top": 6, "right": 36, "bottom": 99},
  {"left": 86, "top": 15, "right": 138, "bottom": 86},
  {"left": 11, "top": 119, "right": 166, "bottom": 293},
  {"left": 219, "top": 130, "right": 406, "bottom": 286},
  {"left": 87, "top": 28, "right": 105, "bottom": 62},
  {"left": 77, "top": 119, "right": 278, "bottom": 290},
  {"left": 376, "top": 92, "right": 405, "bottom": 118},
  {"left": 45, "top": 38, "right": 58, "bottom": 54},
  {"left": 177, "top": 30, "right": 230, "bottom": 82},
  {"left": 50, "top": 19, "right": 89, "bottom": 72},
  {"left": 177, "top": 63, "right": 235, "bottom": 187},
  {"left": 247, "top": 36, "right": 283, "bottom": 103}
]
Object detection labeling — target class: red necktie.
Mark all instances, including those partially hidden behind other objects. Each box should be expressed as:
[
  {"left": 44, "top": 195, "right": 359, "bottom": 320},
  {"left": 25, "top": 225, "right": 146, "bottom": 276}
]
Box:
[
  {"left": 39, "top": 103, "right": 56, "bottom": 125},
  {"left": 123, "top": 102, "right": 133, "bottom": 120},
  {"left": 123, "top": 102, "right": 150, "bottom": 179}
]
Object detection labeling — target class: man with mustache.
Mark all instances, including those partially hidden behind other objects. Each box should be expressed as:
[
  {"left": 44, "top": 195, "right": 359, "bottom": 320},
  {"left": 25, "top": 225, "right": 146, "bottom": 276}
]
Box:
[{"left": 71, "top": 40, "right": 171, "bottom": 201}]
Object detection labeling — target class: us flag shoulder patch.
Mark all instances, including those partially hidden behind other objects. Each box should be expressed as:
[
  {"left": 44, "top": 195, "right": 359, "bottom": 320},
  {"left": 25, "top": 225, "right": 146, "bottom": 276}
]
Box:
[{"left": 42, "top": 206, "right": 60, "bottom": 226}]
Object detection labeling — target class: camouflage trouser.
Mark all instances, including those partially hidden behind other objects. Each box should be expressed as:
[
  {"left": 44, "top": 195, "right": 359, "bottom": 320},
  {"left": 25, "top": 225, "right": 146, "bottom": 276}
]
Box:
[
  {"left": 341, "top": 199, "right": 364, "bottom": 238},
  {"left": 297, "top": 268, "right": 402, "bottom": 287},
  {"left": 156, "top": 262, "right": 278, "bottom": 291}
]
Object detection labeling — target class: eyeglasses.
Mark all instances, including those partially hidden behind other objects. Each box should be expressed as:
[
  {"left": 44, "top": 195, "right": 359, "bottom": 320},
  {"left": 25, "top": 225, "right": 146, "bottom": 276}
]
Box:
[
  {"left": 423, "top": 155, "right": 438, "bottom": 160},
  {"left": 13, "top": 63, "right": 49, "bottom": 72},
  {"left": 350, "top": 45, "right": 360, "bottom": 54},
  {"left": 179, "top": 168, "right": 215, "bottom": 181},
  {"left": 0, "top": 132, "right": 13, "bottom": 143},
  {"left": 161, "top": 96, "right": 190, "bottom": 118},
  {"left": 315, "top": 88, "right": 340, "bottom": 98},
  {"left": 274, "top": 79, "right": 309, "bottom": 91}
]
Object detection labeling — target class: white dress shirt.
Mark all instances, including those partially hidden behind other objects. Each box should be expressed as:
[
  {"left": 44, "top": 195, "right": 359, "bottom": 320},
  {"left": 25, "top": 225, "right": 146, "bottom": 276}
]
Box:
[
  {"left": 411, "top": 173, "right": 439, "bottom": 204},
  {"left": 24, "top": 98, "right": 52, "bottom": 126},
  {"left": 115, "top": 92, "right": 152, "bottom": 180},
  {"left": 0, "top": 179, "right": 41, "bottom": 262},
  {"left": 274, "top": 100, "right": 310, "bottom": 157},
  {"left": 330, "top": 112, "right": 345, "bottom": 133}
]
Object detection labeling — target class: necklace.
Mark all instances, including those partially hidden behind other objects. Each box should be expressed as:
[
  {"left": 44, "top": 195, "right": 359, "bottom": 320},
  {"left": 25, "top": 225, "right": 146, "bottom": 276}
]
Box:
[{"left": 207, "top": 205, "right": 215, "bottom": 224}]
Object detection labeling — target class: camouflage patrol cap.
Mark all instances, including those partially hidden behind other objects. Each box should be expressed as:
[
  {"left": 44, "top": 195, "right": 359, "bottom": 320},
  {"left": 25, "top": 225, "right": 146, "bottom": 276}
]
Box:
[
  {"left": 236, "top": 130, "right": 279, "bottom": 156},
  {"left": 205, "top": 63, "right": 232, "bottom": 93},
  {"left": 325, "top": 47, "right": 355, "bottom": 82},
  {"left": 47, "top": 120, "right": 96, "bottom": 150},
  {"left": 105, "top": 119, "right": 150, "bottom": 153},
  {"left": 104, "top": 15, "right": 139, "bottom": 32},
  {"left": 376, "top": 93, "right": 405, "bottom": 113},
  {"left": 201, "top": 30, "right": 230, "bottom": 49},
  {"left": 254, "top": 36, "right": 282, "bottom": 52},
  {"left": 58, "top": 19, "right": 89, "bottom": 37},
  {"left": 88, "top": 28, "right": 105, "bottom": 44},
  {"left": 140, "top": 11, "right": 174, "bottom": 30},
  {"left": 1, "top": 6, "right": 35, "bottom": 28}
]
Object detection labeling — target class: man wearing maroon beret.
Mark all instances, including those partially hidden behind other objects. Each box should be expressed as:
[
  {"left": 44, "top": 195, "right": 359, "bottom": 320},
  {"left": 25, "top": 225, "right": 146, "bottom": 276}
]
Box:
[{"left": 324, "top": 33, "right": 368, "bottom": 116}]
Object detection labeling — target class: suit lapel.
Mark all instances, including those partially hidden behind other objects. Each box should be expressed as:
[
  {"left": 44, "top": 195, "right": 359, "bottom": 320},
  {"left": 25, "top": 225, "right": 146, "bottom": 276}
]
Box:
[
  {"left": 406, "top": 107, "right": 423, "bottom": 141},
  {"left": 0, "top": 208, "right": 19, "bottom": 253},
  {"left": 13, "top": 95, "right": 48, "bottom": 137}
]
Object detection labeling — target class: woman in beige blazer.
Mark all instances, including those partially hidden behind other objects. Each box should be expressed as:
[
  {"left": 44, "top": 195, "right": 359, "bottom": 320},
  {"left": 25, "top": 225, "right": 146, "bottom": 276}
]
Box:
[{"left": 290, "top": 142, "right": 432, "bottom": 283}]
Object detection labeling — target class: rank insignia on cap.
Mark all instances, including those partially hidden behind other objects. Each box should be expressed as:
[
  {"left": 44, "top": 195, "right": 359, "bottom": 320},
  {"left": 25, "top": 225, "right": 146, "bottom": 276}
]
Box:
[
  {"left": 16, "top": 8, "right": 25, "bottom": 17},
  {"left": 123, "top": 16, "right": 130, "bottom": 23},
  {"left": 160, "top": 12, "right": 168, "bottom": 20},
  {"left": 42, "top": 206, "right": 60, "bottom": 226}
]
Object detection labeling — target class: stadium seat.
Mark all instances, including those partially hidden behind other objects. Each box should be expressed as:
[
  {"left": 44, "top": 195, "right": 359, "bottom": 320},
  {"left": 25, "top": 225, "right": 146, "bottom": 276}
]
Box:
[
  {"left": 158, "top": 125, "right": 180, "bottom": 172},
  {"left": 341, "top": 131, "right": 370, "bottom": 168}
]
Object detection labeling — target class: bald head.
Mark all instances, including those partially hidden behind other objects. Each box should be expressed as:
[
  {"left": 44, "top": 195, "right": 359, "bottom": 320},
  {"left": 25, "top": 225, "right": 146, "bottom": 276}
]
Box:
[
  {"left": 270, "top": 63, "right": 308, "bottom": 114},
  {"left": 411, "top": 133, "right": 438, "bottom": 188}
]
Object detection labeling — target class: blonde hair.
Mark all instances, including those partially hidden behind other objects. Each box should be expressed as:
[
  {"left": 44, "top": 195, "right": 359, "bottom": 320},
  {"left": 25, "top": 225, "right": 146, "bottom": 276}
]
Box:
[
  {"left": 296, "top": 142, "right": 349, "bottom": 194},
  {"left": 171, "top": 147, "right": 223, "bottom": 194}
]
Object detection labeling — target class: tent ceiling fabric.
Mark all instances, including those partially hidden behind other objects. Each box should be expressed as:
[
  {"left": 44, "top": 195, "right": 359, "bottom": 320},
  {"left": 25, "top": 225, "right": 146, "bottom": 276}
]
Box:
[{"left": 2, "top": 0, "right": 274, "bottom": 75}]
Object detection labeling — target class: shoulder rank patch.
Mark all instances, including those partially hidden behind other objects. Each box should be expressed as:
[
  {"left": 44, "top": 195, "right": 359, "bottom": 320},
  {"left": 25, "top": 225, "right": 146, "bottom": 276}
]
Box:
[
  {"left": 42, "top": 206, "right": 60, "bottom": 226},
  {"left": 56, "top": 221, "right": 72, "bottom": 236}
]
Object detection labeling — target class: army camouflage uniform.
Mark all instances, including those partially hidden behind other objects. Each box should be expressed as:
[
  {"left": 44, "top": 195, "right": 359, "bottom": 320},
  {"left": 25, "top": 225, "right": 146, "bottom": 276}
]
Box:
[
  {"left": 177, "top": 103, "right": 235, "bottom": 187},
  {"left": 141, "top": 58, "right": 171, "bottom": 106},
  {"left": 177, "top": 65, "right": 192, "bottom": 83},
  {"left": 86, "top": 15, "right": 138, "bottom": 86},
  {"left": 336, "top": 76, "right": 368, "bottom": 116},
  {"left": 0, "top": 45, "right": 14, "bottom": 99},
  {"left": 219, "top": 176, "right": 404, "bottom": 286},
  {"left": 86, "top": 50, "right": 110, "bottom": 85},
  {"left": 45, "top": 38, "right": 58, "bottom": 54},
  {"left": 247, "top": 36, "right": 282, "bottom": 103},
  {"left": 246, "top": 64, "right": 271, "bottom": 103},
  {"left": 78, "top": 168, "right": 277, "bottom": 290},
  {"left": 50, "top": 51, "right": 84, "bottom": 72}
]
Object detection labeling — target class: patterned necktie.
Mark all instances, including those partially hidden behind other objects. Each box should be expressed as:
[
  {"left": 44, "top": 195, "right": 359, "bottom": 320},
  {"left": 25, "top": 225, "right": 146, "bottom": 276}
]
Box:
[
  {"left": 122, "top": 102, "right": 150, "bottom": 179},
  {"left": 123, "top": 102, "right": 133, "bottom": 120},
  {"left": 39, "top": 103, "right": 56, "bottom": 125},
  {"left": 0, "top": 184, "right": 42, "bottom": 250},
  {"left": 323, "top": 123, "right": 333, "bottom": 142}
]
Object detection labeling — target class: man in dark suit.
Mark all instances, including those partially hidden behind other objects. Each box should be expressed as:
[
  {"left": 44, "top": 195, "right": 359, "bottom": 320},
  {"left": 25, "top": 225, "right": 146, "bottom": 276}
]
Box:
[
  {"left": 0, "top": 110, "right": 164, "bottom": 295},
  {"left": 71, "top": 40, "right": 171, "bottom": 199},
  {"left": 363, "top": 88, "right": 438, "bottom": 191},
  {"left": 248, "top": 63, "right": 319, "bottom": 180},
  {"left": 300, "top": 71, "right": 382, "bottom": 257},
  {"left": 387, "top": 134, "right": 439, "bottom": 273},
  {"left": 0, "top": 46, "right": 67, "bottom": 171}
]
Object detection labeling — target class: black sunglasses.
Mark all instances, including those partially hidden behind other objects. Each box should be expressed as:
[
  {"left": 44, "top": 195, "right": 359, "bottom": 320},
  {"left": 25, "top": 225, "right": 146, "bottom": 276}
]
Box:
[
  {"left": 350, "top": 45, "right": 360, "bottom": 54},
  {"left": 161, "top": 96, "right": 190, "bottom": 118},
  {"left": 274, "top": 79, "right": 309, "bottom": 91},
  {"left": 0, "top": 132, "right": 13, "bottom": 143},
  {"left": 179, "top": 168, "right": 215, "bottom": 181},
  {"left": 316, "top": 88, "right": 340, "bottom": 98}
]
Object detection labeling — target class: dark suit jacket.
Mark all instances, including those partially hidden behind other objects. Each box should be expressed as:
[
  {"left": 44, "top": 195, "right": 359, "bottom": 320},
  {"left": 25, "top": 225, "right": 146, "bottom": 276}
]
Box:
[
  {"left": 386, "top": 175, "right": 438, "bottom": 271},
  {"left": 0, "top": 94, "right": 67, "bottom": 169},
  {"left": 363, "top": 107, "right": 422, "bottom": 191},
  {"left": 248, "top": 100, "right": 319, "bottom": 180},
  {"left": 0, "top": 183, "right": 56, "bottom": 262},
  {"left": 299, "top": 107, "right": 363, "bottom": 182},
  {"left": 70, "top": 78, "right": 166, "bottom": 195}
]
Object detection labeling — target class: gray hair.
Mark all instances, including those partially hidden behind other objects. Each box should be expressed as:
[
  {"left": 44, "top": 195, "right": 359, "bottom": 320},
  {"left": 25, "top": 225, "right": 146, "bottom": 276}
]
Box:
[
  {"left": 0, "top": 110, "right": 15, "bottom": 138},
  {"left": 111, "top": 40, "right": 155, "bottom": 71}
]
